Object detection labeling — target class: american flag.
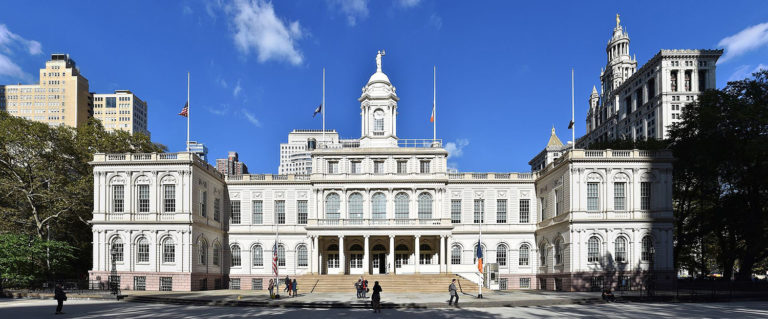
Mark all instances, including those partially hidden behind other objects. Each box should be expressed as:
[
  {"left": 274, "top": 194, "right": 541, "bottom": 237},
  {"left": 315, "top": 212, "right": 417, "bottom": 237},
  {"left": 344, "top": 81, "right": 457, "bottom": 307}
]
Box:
[
  {"left": 178, "top": 101, "right": 188, "bottom": 117},
  {"left": 272, "top": 242, "right": 278, "bottom": 277}
]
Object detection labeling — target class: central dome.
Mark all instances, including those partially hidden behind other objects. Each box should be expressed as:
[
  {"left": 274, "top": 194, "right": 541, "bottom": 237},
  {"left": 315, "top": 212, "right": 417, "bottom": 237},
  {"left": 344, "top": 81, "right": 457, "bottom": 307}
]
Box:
[{"left": 367, "top": 71, "right": 391, "bottom": 85}]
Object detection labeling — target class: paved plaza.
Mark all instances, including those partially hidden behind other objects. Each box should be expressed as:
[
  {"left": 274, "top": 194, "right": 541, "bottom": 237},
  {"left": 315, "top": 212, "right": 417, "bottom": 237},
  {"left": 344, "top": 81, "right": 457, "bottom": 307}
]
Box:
[{"left": 2, "top": 299, "right": 768, "bottom": 318}]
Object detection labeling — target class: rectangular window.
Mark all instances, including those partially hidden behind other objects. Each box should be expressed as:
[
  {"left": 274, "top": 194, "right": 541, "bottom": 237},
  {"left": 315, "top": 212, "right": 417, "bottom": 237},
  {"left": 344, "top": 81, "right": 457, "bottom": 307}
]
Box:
[
  {"left": 698, "top": 70, "right": 707, "bottom": 91},
  {"left": 163, "top": 184, "right": 175, "bottom": 213},
  {"left": 275, "top": 200, "right": 285, "bottom": 224},
  {"left": 252, "top": 278, "right": 263, "bottom": 290},
  {"left": 160, "top": 277, "right": 172, "bottom": 291},
  {"left": 519, "top": 199, "right": 530, "bottom": 223},
  {"left": 230, "top": 278, "right": 241, "bottom": 290},
  {"left": 137, "top": 185, "right": 150, "bottom": 213},
  {"left": 496, "top": 199, "right": 507, "bottom": 223},
  {"left": 200, "top": 190, "right": 207, "bottom": 217},
  {"left": 520, "top": 278, "right": 530, "bottom": 289},
  {"left": 420, "top": 160, "right": 430, "bottom": 174},
  {"left": 647, "top": 78, "right": 656, "bottom": 98},
  {"left": 112, "top": 185, "right": 124, "bottom": 213},
  {"left": 641, "top": 182, "right": 651, "bottom": 210},
  {"left": 451, "top": 199, "right": 461, "bottom": 224},
  {"left": 555, "top": 189, "right": 562, "bottom": 216},
  {"left": 231, "top": 200, "right": 241, "bottom": 224},
  {"left": 350, "top": 161, "right": 361, "bottom": 174},
  {"left": 614, "top": 182, "right": 626, "bottom": 211},
  {"left": 252, "top": 200, "right": 263, "bottom": 224},
  {"left": 473, "top": 199, "right": 484, "bottom": 224},
  {"left": 670, "top": 70, "right": 678, "bottom": 92},
  {"left": 374, "top": 160, "right": 384, "bottom": 174},
  {"left": 419, "top": 253, "right": 432, "bottom": 265},
  {"left": 328, "top": 161, "right": 338, "bottom": 174},
  {"left": 684, "top": 70, "right": 692, "bottom": 91},
  {"left": 397, "top": 160, "right": 407, "bottom": 174},
  {"left": 214, "top": 198, "right": 221, "bottom": 222},
  {"left": 163, "top": 241, "right": 175, "bottom": 263},
  {"left": 297, "top": 200, "right": 308, "bottom": 225},
  {"left": 134, "top": 276, "right": 146, "bottom": 291},
  {"left": 500, "top": 278, "right": 508, "bottom": 290},
  {"left": 587, "top": 183, "right": 599, "bottom": 211}
]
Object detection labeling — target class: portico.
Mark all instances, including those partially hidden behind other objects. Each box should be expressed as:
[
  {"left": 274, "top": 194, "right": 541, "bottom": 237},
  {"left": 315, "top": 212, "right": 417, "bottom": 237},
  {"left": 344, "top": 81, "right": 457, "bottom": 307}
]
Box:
[{"left": 308, "top": 232, "right": 451, "bottom": 275}]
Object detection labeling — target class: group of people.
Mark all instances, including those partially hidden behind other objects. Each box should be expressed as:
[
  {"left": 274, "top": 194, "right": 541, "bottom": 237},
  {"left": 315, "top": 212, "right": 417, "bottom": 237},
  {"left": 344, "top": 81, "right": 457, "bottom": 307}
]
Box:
[
  {"left": 267, "top": 276, "right": 298, "bottom": 299},
  {"left": 355, "top": 277, "right": 369, "bottom": 298}
]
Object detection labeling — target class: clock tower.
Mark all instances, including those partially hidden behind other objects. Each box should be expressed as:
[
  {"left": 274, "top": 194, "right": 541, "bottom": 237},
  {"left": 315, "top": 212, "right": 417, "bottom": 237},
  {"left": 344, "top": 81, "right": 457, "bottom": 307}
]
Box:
[{"left": 359, "top": 50, "right": 399, "bottom": 148}]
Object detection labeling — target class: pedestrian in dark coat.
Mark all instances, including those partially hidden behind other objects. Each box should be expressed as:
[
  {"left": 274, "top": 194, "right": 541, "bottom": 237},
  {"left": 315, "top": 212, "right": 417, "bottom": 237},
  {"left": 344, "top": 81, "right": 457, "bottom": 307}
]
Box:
[
  {"left": 448, "top": 279, "right": 459, "bottom": 306},
  {"left": 371, "top": 281, "right": 382, "bottom": 313},
  {"left": 355, "top": 279, "right": 361, "bottom": 298},
  {"left": 54, "top": 284, "right": 67, "bottom": 314},
  {"left": 292, "top": 278, "right": 298, "bottom": 297},
  {"left": 268, "top": 279, "right": 275, "bottom": 298}
]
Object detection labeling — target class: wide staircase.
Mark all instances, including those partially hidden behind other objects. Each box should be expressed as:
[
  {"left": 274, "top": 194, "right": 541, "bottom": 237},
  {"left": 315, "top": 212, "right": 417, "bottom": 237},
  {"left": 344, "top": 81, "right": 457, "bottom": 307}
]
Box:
[{"left": 295, "top": 273, "right": 480, "bottom": 293}]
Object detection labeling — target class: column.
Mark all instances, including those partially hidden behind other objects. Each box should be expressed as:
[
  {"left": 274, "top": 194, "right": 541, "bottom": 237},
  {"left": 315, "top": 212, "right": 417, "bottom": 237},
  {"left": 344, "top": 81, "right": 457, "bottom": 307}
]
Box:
[
  {"left": 439, "top": 235, "right": 446, "bottom": 273},
  {"left": 363, "top": 235, "right": 370, "bottom": 274},
  {"left": 446, "top": 236, "right": 453, "bottom": 273},
  {"left": 312, "top": 235, "right": 319, "bottom": 274},
  {"left": 414, "top": 235, "right": 420, "bottom": 273},
  {"left": 388, "top": 235, "right": 395, "bottom": 275},
  {"left": 338, "top": 235, "right": 345, "bottom": 275}
]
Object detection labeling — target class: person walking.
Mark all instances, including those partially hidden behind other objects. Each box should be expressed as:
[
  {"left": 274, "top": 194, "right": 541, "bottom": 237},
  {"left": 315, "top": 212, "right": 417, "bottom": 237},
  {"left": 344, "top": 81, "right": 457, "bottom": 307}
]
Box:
[
  {"left": 371, "top": 281, "right": 382, "bottom": 313},
  {"left": 268, "top": 279, "right": 275, "bottom": 299},
  {"left": 292, "top": 278, "right": 298, "bottom": 297},
  {"left": 54, "top": 283, "right": 67, "bottom": 314},
  {"left": 448, "top": 279, "right": 459, "bottom": 306},
  {"left": 286, "top": 278, "right": 292, "bottom": 297}
]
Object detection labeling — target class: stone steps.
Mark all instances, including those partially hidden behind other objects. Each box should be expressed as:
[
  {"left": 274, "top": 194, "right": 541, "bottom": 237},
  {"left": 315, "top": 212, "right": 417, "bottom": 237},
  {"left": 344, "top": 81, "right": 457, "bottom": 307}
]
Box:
[{"left": 293, "top": 274, "right": 480, "bottom": 293}]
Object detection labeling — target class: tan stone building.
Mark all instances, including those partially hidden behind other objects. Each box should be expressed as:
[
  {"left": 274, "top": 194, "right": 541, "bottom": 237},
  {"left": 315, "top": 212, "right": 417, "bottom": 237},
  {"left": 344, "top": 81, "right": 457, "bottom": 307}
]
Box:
[
  {"left": 0, "top": 54, "right": 91, "bottom": 127},
  {"left": 93, "top": 90, "right": 149, "bottom": 136}
]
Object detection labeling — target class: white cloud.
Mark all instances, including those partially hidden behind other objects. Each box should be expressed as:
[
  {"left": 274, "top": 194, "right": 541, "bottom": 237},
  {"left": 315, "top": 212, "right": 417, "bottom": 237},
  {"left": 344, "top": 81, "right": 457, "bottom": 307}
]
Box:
[
  {"left": 207, "top": 104, "right": 229, "bottom": 116},
  {"left": 728, "top": 65, "right": 751, "bottom": 81},
  {"left": 241, "top": 108, "right": 262, "bottom": 127},
  {"left": 0, "top": 24, "right": 42, "bottom": 82},
  {"left": 182, "top": 5, "right": 193, "bottom": 15},
  {"left": 429, "top": 14, "right": 442, "bottom": 30},
  {"left": 233, "top": 79, "right": 242, "bottom": 96},
  {"left": 397, "top": 0, "right": 421, "bottom": 8},
  {"left": 328, "top": 0, "right": 369, "bottom": 26},
  {"left": 227, "top": 0, "right": 304, "bottom": 65},
  {"left": 444, "top": 138, "right": 469, "bottom": 159},
  {"left": 717, "top": 22, "right": 768, "bottom": 64},
  {"left": 754, "top": 64, "right": 768, "bottom": 73},
  {"left": 217, "top": 77, "right": 228, "bottom": 88}
]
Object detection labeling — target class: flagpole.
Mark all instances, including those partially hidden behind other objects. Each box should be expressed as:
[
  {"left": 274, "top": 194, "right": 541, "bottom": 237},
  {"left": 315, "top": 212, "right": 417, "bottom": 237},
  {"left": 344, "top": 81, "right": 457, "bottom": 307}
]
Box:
[
  {"left": 186, "top": 72, "right": 190, "bottom": 152},
  {"left": 322, "top": 68, "right": 325, "bottom": 147},
  {"left": 479, "top": 217, "right": 483, "bottom": 299},
  {"left": 571, "top": 68, "right": 575, "bottom": 150},
  {"left": 433, "top": 66, "right": 436, "bottom": 141}
]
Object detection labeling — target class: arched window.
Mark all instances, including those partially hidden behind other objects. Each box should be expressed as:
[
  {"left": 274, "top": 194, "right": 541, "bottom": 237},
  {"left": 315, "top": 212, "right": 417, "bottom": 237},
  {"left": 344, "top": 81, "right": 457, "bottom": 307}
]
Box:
[
  {"left": 162, "top": 237, "right": 175, "bottom": 263},
  {"left": 418, "top": 193, "right": 432, "bottom": 220},
  {"left": 231, "top": 245, "right": 241, "bottom": 267},
  {"left": 349, "top": 193, "right": 363, "bottom": 220},
  {"left": 496, "top": 244, "right": 508, "bottom": 267},
  {"left": 395, "top": 244, "right": 410, "bottom": 268},
  {"left": 451, "top": 245, "right": 462, "bottom": 264},
  {"left": 587, "top": 236, "right": 600, "bottom": 263},
  {"left": 111, "top": 237, "right": 124, "bottom": 262},
  {"left": 327, "top": 244, "right": 339, "bottom": 251},
  {"left": 519, "top": 244, "right": 529, "bottom": 266},
  {"left": 350, "top": 244, "right": 363, "bottom": 268},
  {"left": 199, "top": 239, "right": 208, "bottom": 265},
  {"left": 539, "top": 243, "right": 547, "bottom": 265},
  {"left": 395, "top": 193, "right": 409, "bottom": 219},
  {"left": 252, "top": 245, "right": 263, "bottom": 267},
  {"left": 419, "top": 244, "right": 433, "bottom": 265},
  {"left": 615, "top": 237, "right": 627, "bottom": 263},
  {"left": 136, "top": 237, "right": 149, "bottom": 263},
  {"left": 213, "top": 243, "right": 221, "bottom": 266},
  {"left": 325, "top": 193, "right": 340, "bottom": 219},
  {"left": 372, "top": 193, "right": 386, "bottom": 220},
  {"left": 297, "top": 245, "right": 308, "bottom": 267},
  {"left": 641, "top": 236, "right": 654, "bottom": 263},
  {"left": 277, "top": 244, "right": 286, "bottom": 267},
  {"left": 374, "top": 109, "right": 384, "bottom": 132},
  {"left": 554, "top": 239, "right": 563, "bottom": 265}
]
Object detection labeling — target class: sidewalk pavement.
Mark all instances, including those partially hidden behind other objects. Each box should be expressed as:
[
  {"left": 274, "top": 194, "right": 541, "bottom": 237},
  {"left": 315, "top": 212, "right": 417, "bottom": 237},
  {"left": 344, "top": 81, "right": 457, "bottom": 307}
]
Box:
[{"left": 119, "top": 289, "right": 604, "bottom": 309}]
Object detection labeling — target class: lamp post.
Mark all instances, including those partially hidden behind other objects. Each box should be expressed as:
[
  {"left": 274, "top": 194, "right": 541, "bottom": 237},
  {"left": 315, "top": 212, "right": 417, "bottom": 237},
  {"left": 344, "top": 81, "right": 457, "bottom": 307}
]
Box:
[{"left": 110, "top": 246, "right": 120, "bottom": 297}]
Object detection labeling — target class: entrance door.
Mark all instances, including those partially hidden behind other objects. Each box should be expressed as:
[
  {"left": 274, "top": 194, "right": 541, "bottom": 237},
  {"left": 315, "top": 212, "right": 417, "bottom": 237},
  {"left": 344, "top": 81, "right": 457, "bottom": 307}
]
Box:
[{"left": 379, "top": 254, "right": 386, "bottom": 274}]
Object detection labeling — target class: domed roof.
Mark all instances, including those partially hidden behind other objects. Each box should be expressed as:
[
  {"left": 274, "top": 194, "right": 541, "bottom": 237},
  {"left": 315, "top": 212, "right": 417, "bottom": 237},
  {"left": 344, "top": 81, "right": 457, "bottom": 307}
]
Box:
[{"left": 368, "top": 71, "right": 391, "bottom": 85}]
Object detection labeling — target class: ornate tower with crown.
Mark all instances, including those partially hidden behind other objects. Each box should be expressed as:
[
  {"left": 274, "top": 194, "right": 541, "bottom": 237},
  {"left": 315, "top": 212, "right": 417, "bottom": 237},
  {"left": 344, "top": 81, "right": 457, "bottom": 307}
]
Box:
[
  {"left": 359, "top": 50, "right": 399, "bottom": 148},
  {"left": 600, "top": 14, "right": 638, "bottom": 97}
]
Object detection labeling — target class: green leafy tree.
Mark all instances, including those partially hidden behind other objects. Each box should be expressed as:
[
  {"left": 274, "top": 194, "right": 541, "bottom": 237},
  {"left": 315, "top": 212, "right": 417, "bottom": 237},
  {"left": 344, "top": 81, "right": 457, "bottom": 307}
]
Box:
[{"left": 0, "top": 234, "right": 75, "bottom": 289}]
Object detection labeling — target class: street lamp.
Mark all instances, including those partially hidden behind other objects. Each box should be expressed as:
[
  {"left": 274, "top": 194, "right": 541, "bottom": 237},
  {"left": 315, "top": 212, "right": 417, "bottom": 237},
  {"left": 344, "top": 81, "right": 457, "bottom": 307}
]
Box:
[{"left": 110, "top": 246, "right": 120, "bottom": 297}]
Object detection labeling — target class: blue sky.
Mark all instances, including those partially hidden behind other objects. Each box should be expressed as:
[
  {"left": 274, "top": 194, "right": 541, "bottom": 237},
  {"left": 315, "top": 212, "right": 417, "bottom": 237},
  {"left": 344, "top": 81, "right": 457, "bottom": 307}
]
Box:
[{"left": 1, "top": 0, "right": 767, "bottom": 172}]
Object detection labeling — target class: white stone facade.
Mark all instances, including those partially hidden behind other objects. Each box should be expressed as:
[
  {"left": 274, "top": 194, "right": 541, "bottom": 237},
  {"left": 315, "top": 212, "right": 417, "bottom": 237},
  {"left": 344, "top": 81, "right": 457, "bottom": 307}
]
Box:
[{"left": 89, "top": 53, "right": 674, "bottom": 292}]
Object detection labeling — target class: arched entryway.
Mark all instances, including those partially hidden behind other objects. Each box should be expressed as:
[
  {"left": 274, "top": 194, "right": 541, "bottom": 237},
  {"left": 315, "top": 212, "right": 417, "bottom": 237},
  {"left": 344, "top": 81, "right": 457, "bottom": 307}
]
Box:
[{"left": 371, "top": 244, "right": 387, "bottom": 274}]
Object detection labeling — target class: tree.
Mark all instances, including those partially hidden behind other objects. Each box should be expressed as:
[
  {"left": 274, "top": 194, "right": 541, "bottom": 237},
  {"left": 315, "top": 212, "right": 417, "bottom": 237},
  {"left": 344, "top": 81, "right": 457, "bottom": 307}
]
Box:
[
  {"left": 0, "top": 234, "right": 75, "bottom": 289},
  {"left": 668, "top": 70, "right": 768, "bottom": 281}
]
